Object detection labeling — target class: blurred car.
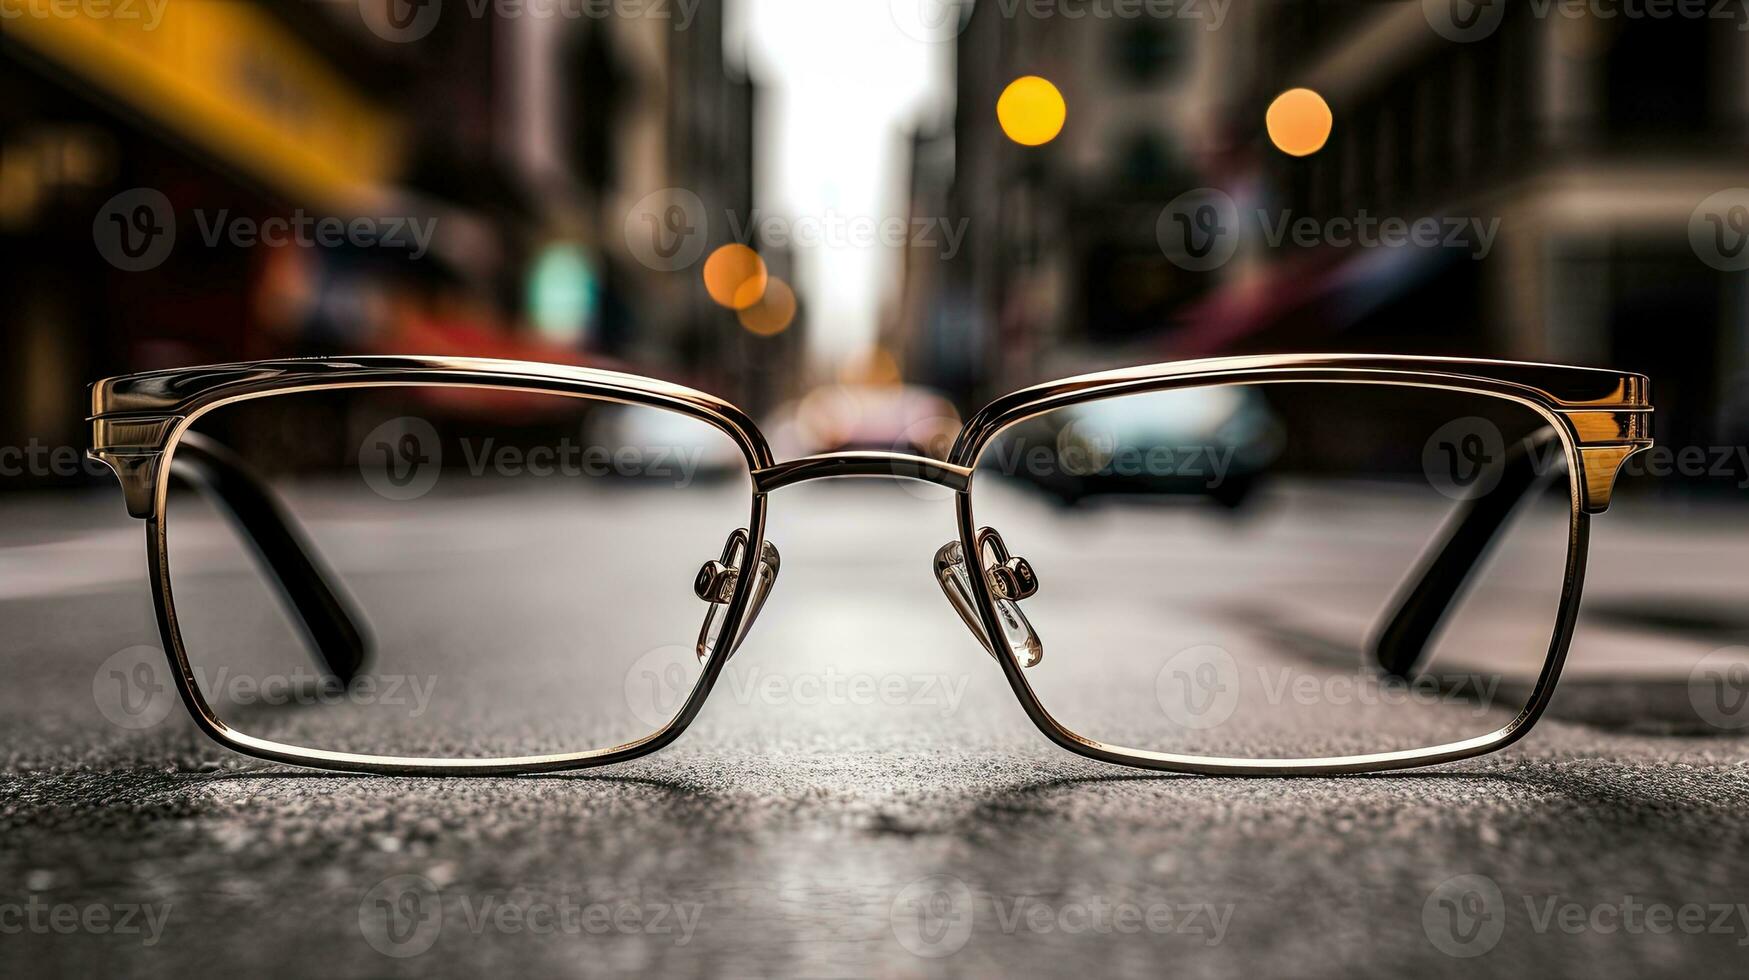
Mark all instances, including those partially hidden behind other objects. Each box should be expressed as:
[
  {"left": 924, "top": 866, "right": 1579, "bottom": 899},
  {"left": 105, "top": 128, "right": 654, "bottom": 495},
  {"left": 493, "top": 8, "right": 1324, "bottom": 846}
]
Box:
[
  {"left": 988, "top": 385, "right": 1282, "bottom": 508},
  {"left": 593, "top": 401, "right": 747, "bottom": 484},
  {"left": 765, "top": 383, "right": 961, "bottom": 460}
]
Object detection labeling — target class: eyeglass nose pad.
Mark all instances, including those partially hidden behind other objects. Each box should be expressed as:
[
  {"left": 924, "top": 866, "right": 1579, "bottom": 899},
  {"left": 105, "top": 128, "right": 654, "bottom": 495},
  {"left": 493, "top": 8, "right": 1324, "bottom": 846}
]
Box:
[
  {"left": 933, "top": 527, "right": 1043, "bottom": 668},
  {"left": 694, "top": 528, "right": 781, "bottom": 663}
]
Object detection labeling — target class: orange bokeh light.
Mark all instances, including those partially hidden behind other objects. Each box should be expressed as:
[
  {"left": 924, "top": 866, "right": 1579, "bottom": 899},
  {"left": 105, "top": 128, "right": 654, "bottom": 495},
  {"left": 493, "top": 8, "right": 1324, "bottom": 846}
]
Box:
[
  {"left": 703, "top": 244, "right": 768, "bottom": 310},
  {"left": 1265, "top": 88, "right": 1333, "bottom": 157},
  {"left": 996, "top": 75, "right": 1067, "bottom": 147},
  {"left": 737, "top": 276, "right": 796, "bottom": 336}
]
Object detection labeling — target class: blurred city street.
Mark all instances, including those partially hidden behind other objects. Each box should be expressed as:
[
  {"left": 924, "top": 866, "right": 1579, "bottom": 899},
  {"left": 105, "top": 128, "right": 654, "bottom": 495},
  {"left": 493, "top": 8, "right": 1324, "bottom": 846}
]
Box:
[
  {"left": 2, "top": 482, "right": 1748, "bottom": 977},
  {"left": 6, "top": 0, "right": 1749, "bottom": 976}
]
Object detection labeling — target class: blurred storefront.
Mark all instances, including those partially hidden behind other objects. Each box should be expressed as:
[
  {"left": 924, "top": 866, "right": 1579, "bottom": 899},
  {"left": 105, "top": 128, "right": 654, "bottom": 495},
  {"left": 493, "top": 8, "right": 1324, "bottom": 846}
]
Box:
[
  {"left": 2, "top": 1, "right": 405, "bottom": 478},
  {"left": 1, "top": 0, "right": 792, "bottom": 489}
]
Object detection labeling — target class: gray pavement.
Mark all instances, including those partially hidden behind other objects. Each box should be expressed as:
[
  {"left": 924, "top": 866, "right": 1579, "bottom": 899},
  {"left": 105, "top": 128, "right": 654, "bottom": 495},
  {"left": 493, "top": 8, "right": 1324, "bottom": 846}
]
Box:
[{"left": 2, "top": 482, "right": 1748, "bottom": 978}]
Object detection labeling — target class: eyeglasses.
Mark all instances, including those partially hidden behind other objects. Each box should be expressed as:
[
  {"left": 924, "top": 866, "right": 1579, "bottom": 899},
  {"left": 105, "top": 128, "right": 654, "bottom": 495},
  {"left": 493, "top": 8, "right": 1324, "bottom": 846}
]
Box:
[{"left": 89, "top": 354, "right": 1651, "bottom": 775}]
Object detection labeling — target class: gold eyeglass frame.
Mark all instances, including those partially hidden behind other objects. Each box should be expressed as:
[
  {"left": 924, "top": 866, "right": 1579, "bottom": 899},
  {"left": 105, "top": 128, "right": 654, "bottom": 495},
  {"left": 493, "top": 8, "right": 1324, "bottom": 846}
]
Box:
[{"left": 90, "top": 353, "right": 1652, "bottom": 776}]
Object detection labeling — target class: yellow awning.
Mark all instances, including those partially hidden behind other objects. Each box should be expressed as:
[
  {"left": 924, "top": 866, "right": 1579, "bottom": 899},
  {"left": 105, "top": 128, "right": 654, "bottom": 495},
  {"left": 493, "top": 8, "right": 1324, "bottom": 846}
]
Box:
[{"left": 8, "top": 1, "right": 401, "bottom": 208}]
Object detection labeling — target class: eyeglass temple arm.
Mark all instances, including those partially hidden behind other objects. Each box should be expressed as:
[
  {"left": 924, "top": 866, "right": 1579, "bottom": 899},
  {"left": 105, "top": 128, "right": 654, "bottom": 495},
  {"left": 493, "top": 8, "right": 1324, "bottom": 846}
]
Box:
[
  {"left": 1371, "top": 430, "right": 1560, "bottom": 680},
  {"left": 167, "top": 432, "right": 372, "bottom": 684}
]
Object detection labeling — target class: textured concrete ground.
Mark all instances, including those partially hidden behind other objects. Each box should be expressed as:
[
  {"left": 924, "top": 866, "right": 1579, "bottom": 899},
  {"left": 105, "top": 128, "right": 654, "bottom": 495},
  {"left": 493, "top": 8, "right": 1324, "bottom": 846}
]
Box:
[{"left": 2, "top": 484, "right": 1747, "bottom": 977}]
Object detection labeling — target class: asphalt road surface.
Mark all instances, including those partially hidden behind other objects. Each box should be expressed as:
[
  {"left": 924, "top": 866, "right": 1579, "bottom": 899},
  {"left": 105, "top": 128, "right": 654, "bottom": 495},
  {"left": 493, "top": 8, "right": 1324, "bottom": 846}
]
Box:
[{"left": 3, "top": 480, "right": 1748, "bottom": 978}]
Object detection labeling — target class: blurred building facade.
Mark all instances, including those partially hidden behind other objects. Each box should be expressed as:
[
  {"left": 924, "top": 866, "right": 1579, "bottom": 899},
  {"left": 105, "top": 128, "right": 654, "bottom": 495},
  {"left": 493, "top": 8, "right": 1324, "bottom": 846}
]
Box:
[
  {"left": 893, "top": 0, "right": 1247, "bottom": 404},
  {"left": 0, "top": 0, "right": 797, "bottom": 489},
  {"left": 1242, "top": 1, "right": 1749, "bottom": 454},
  {"left": 895, "top": 1, "right": 1749, "bottom": 462}
]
